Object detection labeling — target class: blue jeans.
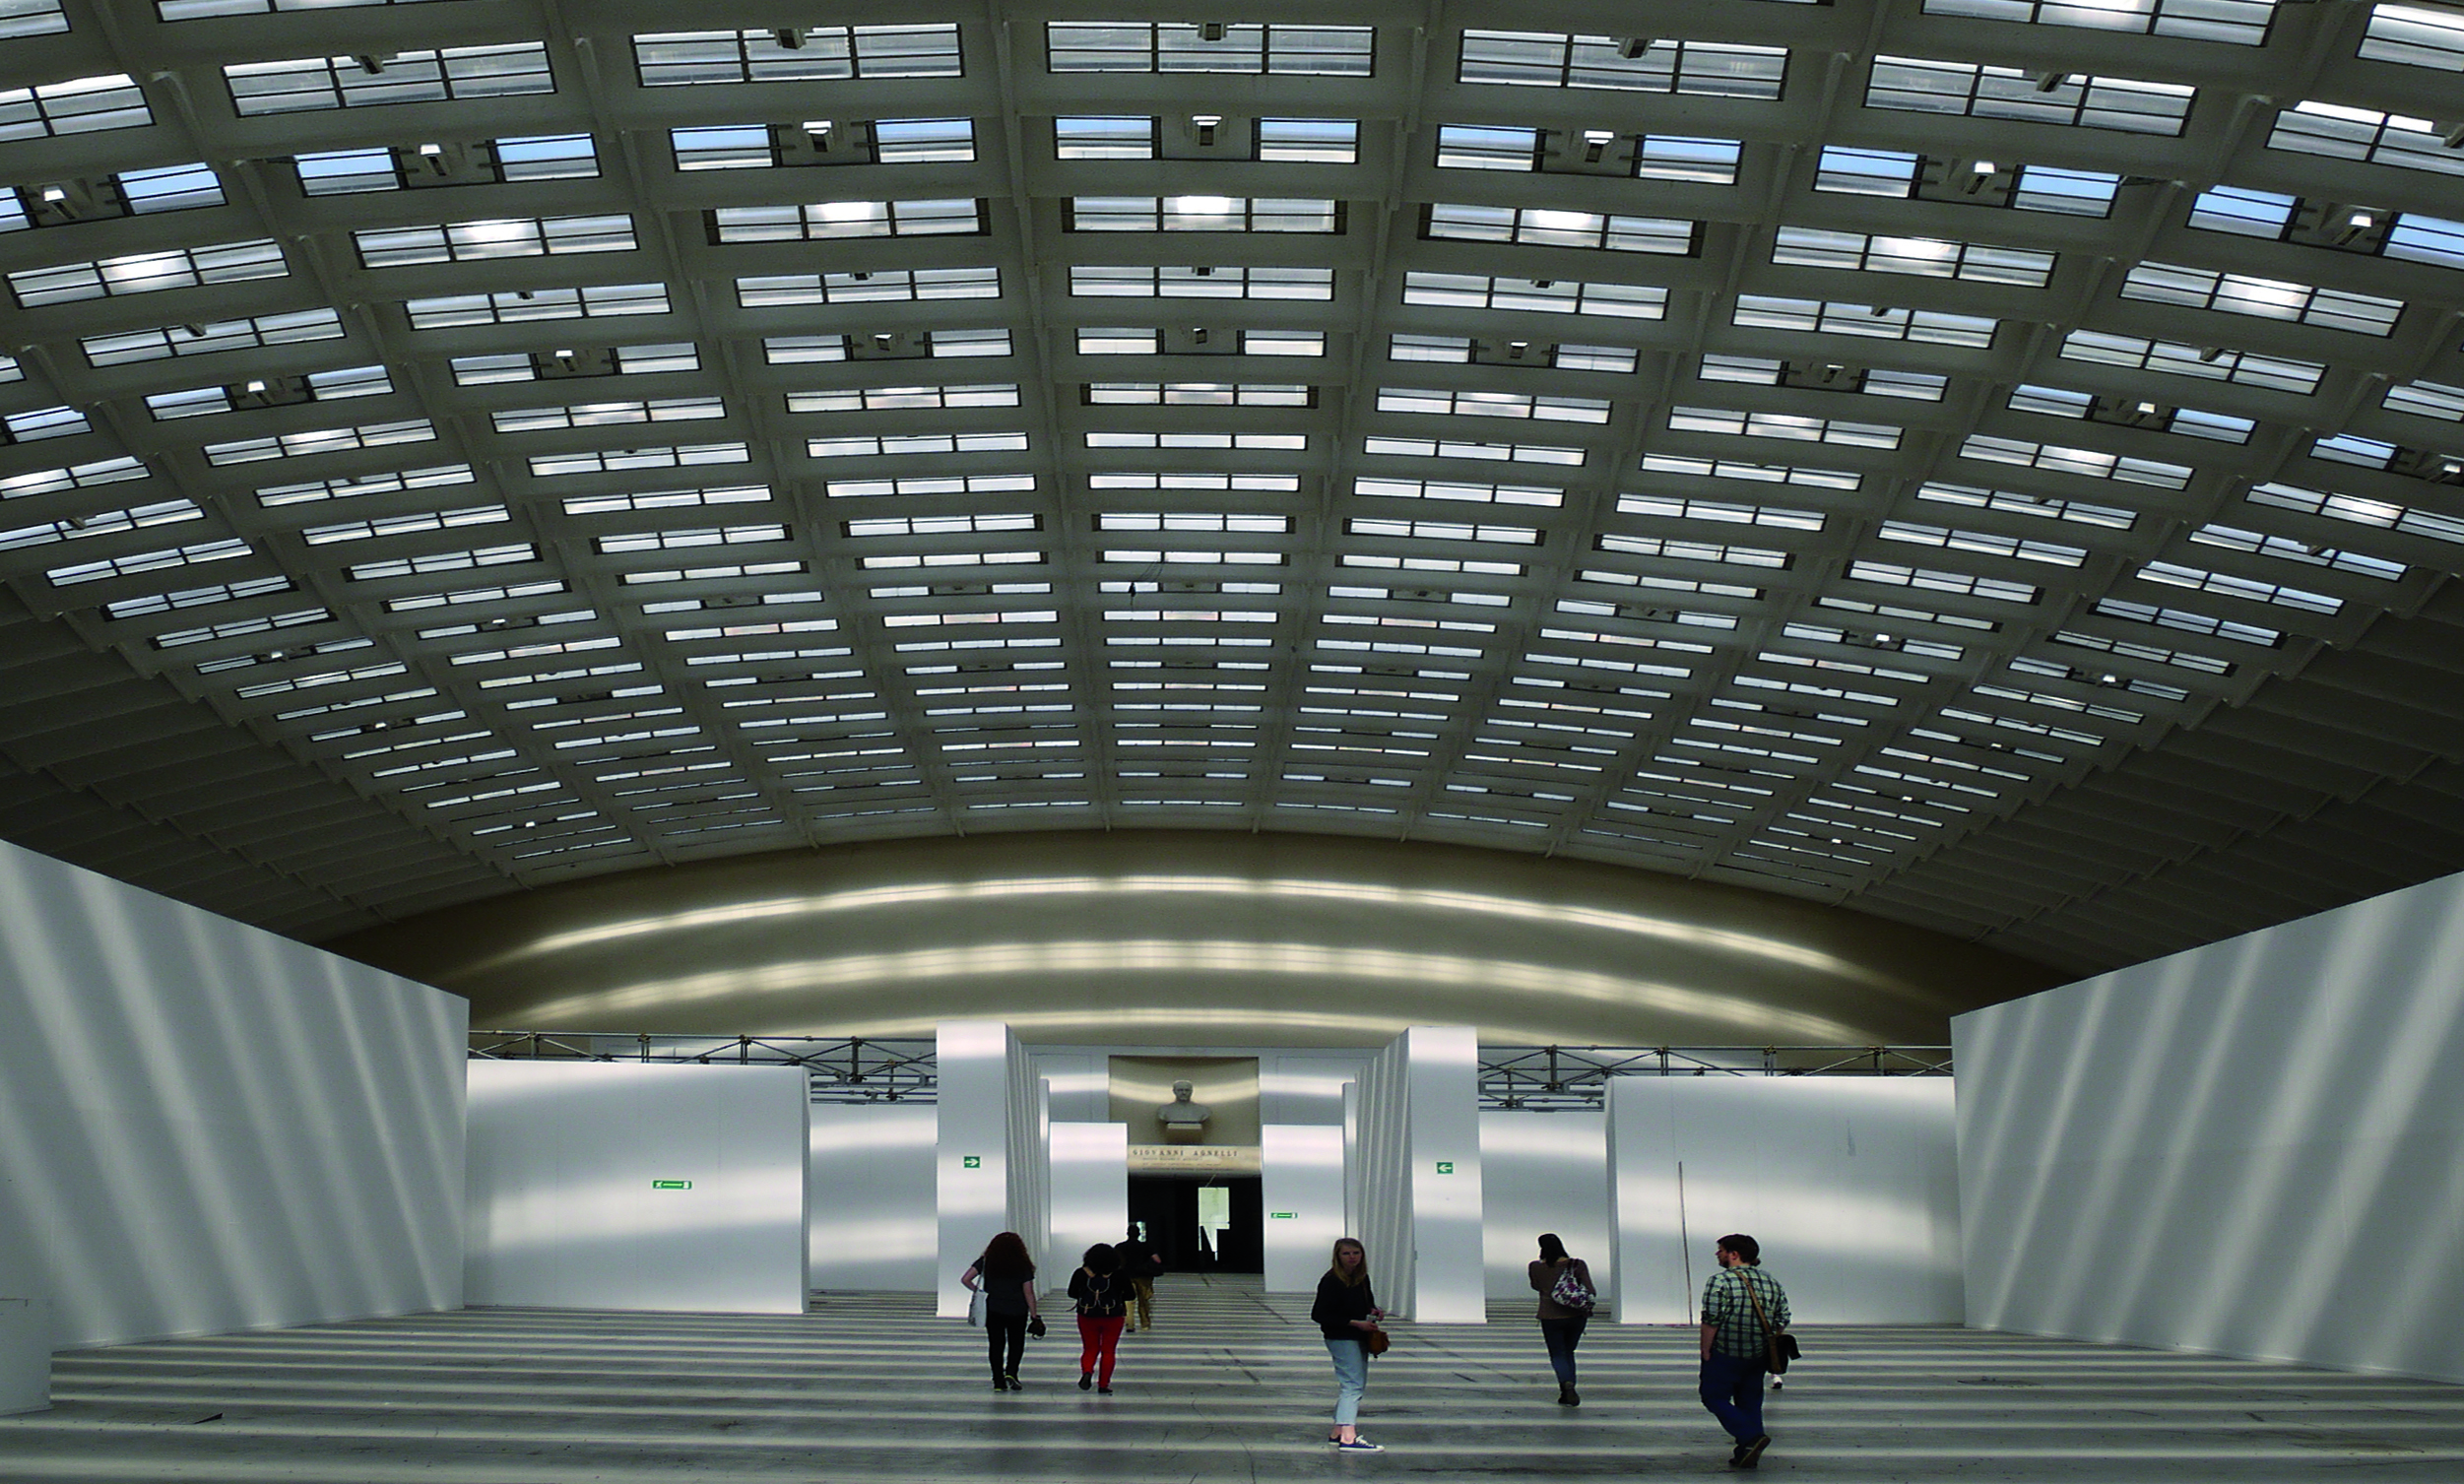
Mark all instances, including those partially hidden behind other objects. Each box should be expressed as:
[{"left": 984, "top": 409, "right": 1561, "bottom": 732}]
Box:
[
  {"left": 1540, "top": 1316, "right": 1587, "bottom": 1387},
  {"left": 1700, "top": 1350, "right": 1766, "bottom": 1443},
  {"left": 1326, "top": 1337, "right": 1368, "bottom": 1425}
]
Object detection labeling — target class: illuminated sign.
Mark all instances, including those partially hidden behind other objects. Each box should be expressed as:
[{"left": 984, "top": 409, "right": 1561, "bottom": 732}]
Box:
[{"left": 651, "top": 1180, "right": 691, "bottom": 1191}]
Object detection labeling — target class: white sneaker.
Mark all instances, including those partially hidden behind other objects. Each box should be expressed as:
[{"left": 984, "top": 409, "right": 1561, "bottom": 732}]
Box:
[{"left": 1334, "top": 1439, "right": 1385, "bottom": 1453}]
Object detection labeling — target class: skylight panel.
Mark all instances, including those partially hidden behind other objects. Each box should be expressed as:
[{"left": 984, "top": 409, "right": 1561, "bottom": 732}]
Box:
[
  {"left": 0, "top": 405, "right": 90, "bottom": 443},
  {"left": 1616, "top": 494, "right": 1824, "bottom": 530},
  {"left": 47, "top": 537, "right": 253, "bottom": 587},
  {"left": 1425, "top": 203, "right": 1699, "bottom": 254},
  {"left": 1088, "top": 432, "right": 1306, "bottom": 451},
  {"left": 296, "top": 135, "right": 596, "bottom": 195},
  {"left": 1068, "top": 197, "right": 1342, "bottom": 232},
  {"left": 2058, "top": 330, "right": 2324, "bottom": 394},
  {"left": 1922, "top": 0, "right": 2274, "bottom": 45},
  {"left": 0, "top": 0, "right": 65, "bottom": 37},
  {"left": 494, "top": 397, "right": 727, "bottom": 435},
  {"left": 405, "top": 283, "right": 668, "bottom": 329},
  {"left": 2246, "top": 481, "right": 2464, "bottom": 546},
  {"left": 1070, "top": 265, "right": 1332, "bottom": 300},
  {"left": 0, "top": 74, "right": 151, "bottom": 141},
  {"left": 225, "top": 45, "right": 553, "bottom": 116},
  {"left": 1259, "top": 118, "right": 1359, "bottom": 162},
  {"left": 1348, "top": 517, "right": 1541, "bottom": 547},
  {"left": 149, "top": 364, "right": 392, "bottom": 419},
  {"left": 449, "top": 344, "right": 698, "bottom": 386},
  {"left": 1961, "top": 434, "right": 2192, "bottom": 489},
  {"left": 1046, "top": 22, "right": 1373, "bottom": 75},
  {"left": 1866, "top": 56, "right": 2194, "bottom": 136},
  {"left": 9, "top": 239, "right": 286, "bottom": 308},
  {"left": 2188, "top": 523, "right": 2406, "bottom": 580},
  {"left": 1364, "top": 435, "right": 1585, "bottom": 467},
  {"left": 2137, "top": 560, "right": 2342, "bottom": 614},
  {"left": 790, "top": 385, "right": 1020, "bottom": 414},
  {"left": 633, "top": 27, "right": 963, "bottom": 86},
  {"left": 1086, "top": 382, "right": 1314, "bottom": 408},
  {"left": 1389, "top": 334, "right": 1635, "bottom": 373},
  {"left": 1879, "top": 521, "right": 2088, "bottom": 567},
  {"left": 1596, "top": 533, "right": 1792, "bottom": 569},
  {"left": 2006, "top": 384, "right": 2253, "bottom": 443},
  {"left": 2118, "top": 261, "right": 2403, "bottom": 335},
  {"left": 204, "top": 419, "right": 435, "bottom": 467},
  {"left": 0, "top": 456, "right": 150, "bottom": 503},
  {"left": 1077, "top": 327, "right": 1324, "bottom": 356},
  {"left": 1639, "top": 453, "right": 1862, "bottom": 490},
  {"left": 356, "top": 215, "right": 635, "bottom": 268},
  {"left": 1811, "top": 147, "right": 2119, "bottom": 216},
  {"left": 2384, "top": 379, "right": 2464, "bottom": 422},
  {"left": 2387, "top": 215, "right": 2464, "bottom": 270},
  {"left": 1697, "top": 356, "right": 1949, "bottom": 402},
  {"left": 1378, "top": 388, "right": 1612, "bottom": 423},
  {"left": 737, "top": 268, "right": 998, "bottom": 308},
  {"left": 0, "top": 162, "right": 224, "bottom": 232},
  {"left": 3, "top": 498, "right": 201, "bottom": 554},
  {"left": 708, "top": 199, "right": 984, "bottom": 241},
  {"left": 1459, "top": 31, "right": 1787, "bottom": 99},
  {"left": 1848, "top": 560, "right": 2040, "bottom": 604},
  {"left": 81, "top": 310, "right": 343, "bottom": 369},
  {"left": 2268, "top": 101, "right": 2464, "bottom": 178},
  {"left": 1402, "top": 273, "right": 1667, "bottom": 320},
  {"left": 2360, "top": 3, "right": 2464, "bottom": 71},
  {"left": 1669, "top": 406, "right": 1904, "bottom": 449},
  {"left": 674, "top": 118, "right": 974, "bottom": 170},
  {"left": 1057, "top": 116, "right": 1157, "bottom": 159},
  {"left": 1916, "top": 482, "right": 2135, "bottom": 529},
  {"left": 809, "top": 432, "right": 1029, "bottom": 459},
  {"left": 1355, "top": 477, "right": 1563, "bottom": 508},
  {"left": 300, "top": 505, "right": 510, "bottom": 547},
  {"left": 530, "top": 442, "right": 749, "bottom": 478},
  {"left": 1773, "top": 226, "right": 2056, "bottom": 287},
  {"left": 1734, "top": 294, "right": 1997, "bottom": 348}
]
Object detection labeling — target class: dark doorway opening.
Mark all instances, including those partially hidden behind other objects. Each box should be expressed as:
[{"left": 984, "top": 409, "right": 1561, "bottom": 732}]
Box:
[{"left": 1127, "top": 1175, "right": 1263, "bottom": 1273}]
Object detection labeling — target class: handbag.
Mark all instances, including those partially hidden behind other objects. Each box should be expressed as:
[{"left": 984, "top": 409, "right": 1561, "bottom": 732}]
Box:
[
  {"left": 1363, "top": 1326, "right": 1391, "bottom": 1356},
  {"left": 965, "top": 1287, "right": 985, "bottom": 1328},
  {"left": 1027, "top": 1314, "right": 1047, "bottom": 1339},
  {"left": 1547, "top": 1260, "right": 1596, "bottom": 1315},
  {"left": 1738, "top": 1270, "right": 1798, "bottom": 1375}
]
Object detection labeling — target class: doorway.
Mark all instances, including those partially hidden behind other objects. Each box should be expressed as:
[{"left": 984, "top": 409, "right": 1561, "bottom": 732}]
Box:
[{"left": 1127, "top": 1175, "right": 1262, "bottom": 1273}]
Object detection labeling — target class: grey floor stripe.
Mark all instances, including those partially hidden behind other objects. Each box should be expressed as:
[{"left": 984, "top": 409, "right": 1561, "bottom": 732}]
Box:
[{"left": 1, "top": 1274, "right": 2458, "bottom": 1481}]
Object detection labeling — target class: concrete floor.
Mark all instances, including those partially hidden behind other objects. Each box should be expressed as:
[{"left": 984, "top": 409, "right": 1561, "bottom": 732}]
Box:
[{"left": 2, "top": 1274, "right": 2459, "bottom": 1481}]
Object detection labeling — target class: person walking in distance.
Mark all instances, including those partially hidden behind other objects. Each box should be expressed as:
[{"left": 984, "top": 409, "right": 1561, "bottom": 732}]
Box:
[
  {"left": 1116, "top": 1221, "right": 1162, "bottom": 1332},
  {"left": 1699, "top": 1234, "right": 1790, "bottom": 1468},
  {"left": 1528, "top": 1232, "right": 1596, "bottom": 1406},
  {"left": 1070, "top": 1243, "right": 1130, "bottom": 1393},
  {"left": 960, "top": 1231, "right": 1039, "bottom": 1391},
  {"left": 1311, "top": 1237, "right": 1386, "bottom": 1452}
]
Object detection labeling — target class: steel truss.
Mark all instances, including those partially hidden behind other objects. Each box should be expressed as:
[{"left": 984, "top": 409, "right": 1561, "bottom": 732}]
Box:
[
  {"left": 469, "top": 1031, "right": 937, "bottom": 1103},
  {"left": 1480, "top": 1044, "right": 1953, "bottom": 1111}
]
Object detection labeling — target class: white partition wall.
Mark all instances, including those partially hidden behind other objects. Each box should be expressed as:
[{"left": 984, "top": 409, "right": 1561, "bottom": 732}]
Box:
[
  {"left": 1481, "top": 1112, "right": 1612, "bottom": 1303},
  {"left": 811, "top": 1103, "right": 938, "bottom": 1291},
  {"left": 1262, "top": 1124, "right": 1347, "bottom": 1292},
  {"left": 1606, "top": 1077, "right": 1962, "bottom": 1324},
  {"left": 0, "top": 1179, "right": 45, "bottom": 1415},
  {"left": 0, "top": 839, "right": 465, "bottom": 1353},
  {"left": 1957, "top": 869, "right": 2464, "bottom": 1384},
  {"left": 937, "top": 1020, "right": 1015, "bottom": 1317},
  {"left": 1047, "top": 1123, "right": 1128, "bottom": 1273},
  {"left": 1352, "top": 1026, "right": 1485, "bottom": 1322},
  {"left": 465, "top": 1062, "right": 809, "bottom": 1313}
]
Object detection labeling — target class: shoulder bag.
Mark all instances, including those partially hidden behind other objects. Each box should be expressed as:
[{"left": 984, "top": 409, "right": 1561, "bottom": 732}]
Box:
[
  {"left": 1363, "top": 1325, "right": 1392, "bottom": 1356},
  {"left": 1548, "top": 1260, "right": 1596, "bottom": 1314},
  {"left": 1739, "top": 1271, "right": 1799, "bottom": 1374},
  {"left": 966, "top": 1285, "right": 985, "bottom": 1328}
]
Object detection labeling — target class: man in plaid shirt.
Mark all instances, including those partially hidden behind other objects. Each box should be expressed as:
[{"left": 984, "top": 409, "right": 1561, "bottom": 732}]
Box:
[{"left": 1699, "top": 1234, "right": 1788, "bottom": 1469}]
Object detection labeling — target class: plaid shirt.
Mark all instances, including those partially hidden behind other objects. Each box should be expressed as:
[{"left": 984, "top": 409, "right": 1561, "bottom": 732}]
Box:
[{"left": 1701, "top": 1265, "right": 1790, "bottom": 1359}]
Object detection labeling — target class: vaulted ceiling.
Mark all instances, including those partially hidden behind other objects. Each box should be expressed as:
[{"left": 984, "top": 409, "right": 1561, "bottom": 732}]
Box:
[{"left": 3, "top": 0, "right": 2461, "bottom": 980}]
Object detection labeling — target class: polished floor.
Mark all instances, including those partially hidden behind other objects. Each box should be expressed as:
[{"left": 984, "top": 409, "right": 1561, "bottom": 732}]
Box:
[{"left": 2, "top": 1275, "right": 2460, "bottom": 1481}]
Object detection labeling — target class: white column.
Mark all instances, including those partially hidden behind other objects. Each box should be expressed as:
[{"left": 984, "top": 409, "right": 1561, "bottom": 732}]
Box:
[
  {"left": 1403, "top": 1025, "right": 1486, "bottom": 1323},
  {"left": 936, "top": 1020, "right": 1014, "bottom": 1318},
  {"left": 1604, "top": 1076, "right": 1687, "bottom": 1323},
  {"left": 1262, "top": 1124, "right": 1347, "bottom": 1292},
  {"left": 1047, "top": 1123, "right": 1129, "bottom": 1275}
]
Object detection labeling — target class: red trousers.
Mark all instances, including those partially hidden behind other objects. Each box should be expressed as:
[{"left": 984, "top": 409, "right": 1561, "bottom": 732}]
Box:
[{"left": 1077, "top": 1315, "right": 1125, "bottom": 1386}]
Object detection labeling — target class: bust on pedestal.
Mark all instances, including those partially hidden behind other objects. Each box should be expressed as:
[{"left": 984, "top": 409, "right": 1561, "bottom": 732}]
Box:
[{"left": 1156, "top": 1080, "right": 1212, "bottom": 1143}]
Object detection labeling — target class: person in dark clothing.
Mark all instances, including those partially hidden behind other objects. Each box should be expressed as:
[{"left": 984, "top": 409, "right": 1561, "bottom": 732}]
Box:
[
  {"left": 1310, "top": 1237, "right": 1385, "bottom": 1452},
  {"left": 1069, "top": 1243, "right": 1130, "bottom": 1391},
  {"left": 1116, "top": 1222, "right": 1162, "bottom": 1331},
  {"left": 1528, "top": 1232, "right": 1596, "bottom": 1405},
  {"left": 960, "top": 1230, "right": 1039, "bottom": 1390}
]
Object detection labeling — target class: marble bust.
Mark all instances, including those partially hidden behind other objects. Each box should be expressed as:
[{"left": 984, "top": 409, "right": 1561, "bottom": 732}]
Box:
[{"left": 1156, "top": 1080, "right": 1212, "bottom": 1142}]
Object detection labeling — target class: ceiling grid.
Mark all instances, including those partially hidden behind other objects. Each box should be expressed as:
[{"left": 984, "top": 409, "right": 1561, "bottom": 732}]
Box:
[{"left": 0, "top": 0, "right": 2458, "bottom": 971}]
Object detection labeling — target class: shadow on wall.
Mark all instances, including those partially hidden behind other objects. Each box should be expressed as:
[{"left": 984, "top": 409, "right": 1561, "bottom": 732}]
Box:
[{"left": 330, "top": 830, "right": 2058, "bottom": 1047}]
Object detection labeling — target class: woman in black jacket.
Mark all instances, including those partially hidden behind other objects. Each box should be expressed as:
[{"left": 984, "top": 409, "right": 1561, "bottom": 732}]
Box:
[
  {"left": 1068, "top": 1243, "right": 1129, "bottom": 1392},
  {"left": 959, "top": 1231, "right": 1039, "bottom": 1390},
  {"left": 1529, "top": 1232, "right": 1596, "bottom": 1405},
  {"left": 1309, "top": 1237, "right": 1385, "bottom": 1452}
]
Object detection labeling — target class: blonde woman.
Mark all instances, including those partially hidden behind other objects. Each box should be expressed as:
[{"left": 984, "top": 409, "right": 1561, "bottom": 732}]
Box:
[{"left": 1309, "top": 1237, "right": 1385, "bottom": 1452}]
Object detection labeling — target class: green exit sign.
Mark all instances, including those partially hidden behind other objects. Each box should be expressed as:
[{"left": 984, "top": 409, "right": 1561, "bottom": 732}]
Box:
[
  {"left": 1435, "top": 1161, "right": 1455, "bottom": 1175},
  {"left": 1270, "top": 1211, "right": 1298, "bottom": 1219},
  {"left": 962, "top": 1155, "right": 982, "bottom": 1169},
  {"left": 651, "top": 1180, "right": 691, "bottom": 1191}
]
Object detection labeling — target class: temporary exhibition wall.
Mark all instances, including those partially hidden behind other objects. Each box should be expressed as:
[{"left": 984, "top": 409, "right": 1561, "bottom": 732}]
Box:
[
  {"left": 937, "top": 1020, "right": 1021, "bottom": 1316},
  {"left": 1480, "top": 1112, "right": 1613, "bottom": 1303},
  {"left": 0, "top": 839, "right": 465, "bottom": 1357},
  {"left": 0, "top": 1176, "right": 44, "bottom": 1415},
  {"left": 1605, "top": 1077, "right": 1963, "bottom": 1324},
  {"left": 1048, "top": 1122, "right": 1129, "bottom": 1275},
  {"left": 464, "top": 1061, "right": 809, "bottom": 1314},
  {"left": 1352, "top": 1025, "right": 1485, "bottom": 1322},
  {"left": 1261, "top": 1124, "right": 1347, "bottom": 1292},
  {"left": 810, "top": 1103, "right": 937, "bottom": 1291},
  {"left": 1957, "top": 869, "right": 2464, "bottom": 1383}
]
